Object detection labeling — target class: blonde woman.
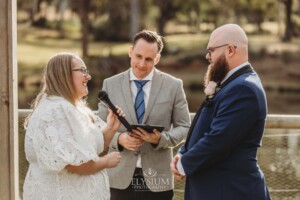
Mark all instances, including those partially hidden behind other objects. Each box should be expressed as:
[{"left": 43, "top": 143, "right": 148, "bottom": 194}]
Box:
[{"left": 23, "top": 52, "right": 122, "bottom": 200}]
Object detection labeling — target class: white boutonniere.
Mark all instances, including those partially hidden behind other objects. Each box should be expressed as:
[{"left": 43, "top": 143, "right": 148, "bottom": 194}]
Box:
[{"left": 204, "top": 81, "right": 218, "bottom": 98}]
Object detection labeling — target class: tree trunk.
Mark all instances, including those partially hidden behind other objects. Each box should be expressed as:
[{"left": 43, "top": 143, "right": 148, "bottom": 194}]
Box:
[
  {"left": 157, "top": 17, "right": 167, "bottom": 36},
  {"left": 130, "top": 0, "right": 140, "bottom": 38},
  {"left": 282, "top": 0, "right": 293, "bottom": 42},
  {"left": 194, "top": 1, "right": 201, "bottom": 33},
  {"left": 154, "top": 0, "right": 178, "bottom": 36},
  {"left": 79, "top": 0, "right": 90, "bottom": 58},
  {"left": 298, "top": 0, "right": 300, "bottom": 15}
]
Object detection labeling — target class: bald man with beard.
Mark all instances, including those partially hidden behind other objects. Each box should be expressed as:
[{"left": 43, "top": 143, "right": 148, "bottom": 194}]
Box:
[{"left": 171, "top": 24, "right": 271, "bottom": 200}]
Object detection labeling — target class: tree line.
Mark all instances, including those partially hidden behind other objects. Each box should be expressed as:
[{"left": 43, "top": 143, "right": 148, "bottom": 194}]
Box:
[{"left": 17, "top": 0, "right": 300, "bottom": 57}]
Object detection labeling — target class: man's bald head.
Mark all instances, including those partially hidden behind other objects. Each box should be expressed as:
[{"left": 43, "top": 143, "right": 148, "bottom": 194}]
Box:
[
  {"left": 210, "top": 24, "right": 248, "bottom": 53},
  {"left": 207, "top": 24, "right": 249, "bottom": 68}
]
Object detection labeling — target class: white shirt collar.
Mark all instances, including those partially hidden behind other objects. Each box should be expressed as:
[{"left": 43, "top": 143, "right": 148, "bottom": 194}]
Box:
[
  {"left": 129, "top": 68, "right": 154, "bottom": 81},
  {"left": 221, "top": 61, "right": 250, "bottom": 84}
]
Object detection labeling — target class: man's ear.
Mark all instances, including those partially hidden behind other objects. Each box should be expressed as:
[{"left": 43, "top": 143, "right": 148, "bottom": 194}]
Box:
[
  {"left": 154, "top": 54, "right": 161, "bottom": 65},
  {"left": 128, "top": 46, "right": 133, "bottom": 58},
  {"left": 227, "top": 45, "right": 236, "bottom": 57}
]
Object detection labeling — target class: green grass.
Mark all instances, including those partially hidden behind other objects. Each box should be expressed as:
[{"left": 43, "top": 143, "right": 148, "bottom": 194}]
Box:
[
  {"left": 18, "top": 24, "right": 300, "bottom": 71},
  {"left": 17, "top": 25, "right": 211, "bottom": 68}
]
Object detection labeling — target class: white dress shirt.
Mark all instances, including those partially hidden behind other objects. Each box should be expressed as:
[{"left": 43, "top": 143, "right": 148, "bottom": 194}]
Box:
[{"left": 129, "top": 68, "right": 154, "bottom": 168}]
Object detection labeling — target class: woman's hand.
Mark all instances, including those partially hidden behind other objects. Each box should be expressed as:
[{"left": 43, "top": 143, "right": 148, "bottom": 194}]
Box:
[
  {"left": 65, "top": 152, "right": 122, "bottom": 175},
  {"left": 105, "top": 106, "right": 125, "bottom": 132},
  {"left": 103, "top": 151, "right": 122, "bottom": 168}
]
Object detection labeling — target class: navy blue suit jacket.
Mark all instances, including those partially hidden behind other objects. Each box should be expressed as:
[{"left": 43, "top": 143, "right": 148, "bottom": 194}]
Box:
[{"left": 180, "top": 67, "right": 271, "bottom": 200}]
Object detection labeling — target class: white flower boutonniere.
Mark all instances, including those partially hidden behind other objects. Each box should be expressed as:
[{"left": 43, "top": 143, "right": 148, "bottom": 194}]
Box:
[{"left": 204, "top": 81, "right": 218, "bottom": 98}]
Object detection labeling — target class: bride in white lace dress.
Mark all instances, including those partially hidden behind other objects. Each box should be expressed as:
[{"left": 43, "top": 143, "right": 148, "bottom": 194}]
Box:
[{"left": 23, "top": 52, "right": 122, "bottom": 200}]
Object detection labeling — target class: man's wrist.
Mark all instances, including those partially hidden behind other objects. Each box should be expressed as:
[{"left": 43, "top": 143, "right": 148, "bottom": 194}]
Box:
[
  {"left": 151, "top": 136, "right": 160, "bottom": 144},
  {"left": 176, "top": 155, "right": 186, "bottom": 176},
  {"left": 117, "top": 132, "right": 125, "bottom": 151}
]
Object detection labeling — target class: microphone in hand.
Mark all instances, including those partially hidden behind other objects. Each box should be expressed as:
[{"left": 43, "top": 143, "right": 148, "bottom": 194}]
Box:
[{"left": 98, "top": 90, "right": 132, "bottom": 131}]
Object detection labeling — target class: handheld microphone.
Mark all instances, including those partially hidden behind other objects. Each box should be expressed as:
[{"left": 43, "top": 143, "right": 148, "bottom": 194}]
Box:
[{"left": 98, "top": 90, "right": 133, "bottom": 131}]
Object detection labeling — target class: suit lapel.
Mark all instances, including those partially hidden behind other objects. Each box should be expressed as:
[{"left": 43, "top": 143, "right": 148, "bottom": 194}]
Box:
[
  {"left": 143, "top": 69, "right": 164, "bottom": 123},
  {"left": 219, "top": 65, "right": 252, "bottom": 90},
  {"left": 121, "top": 70, "right": 138, "bottom": 123},
  {"left": 184, "top": 102, "right": 204, "bottom": 148}
]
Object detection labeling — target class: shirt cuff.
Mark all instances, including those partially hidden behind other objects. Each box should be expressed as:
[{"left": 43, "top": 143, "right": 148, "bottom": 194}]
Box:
[{"left": 176, "top": 157, "right": 186, "bottom": 176}]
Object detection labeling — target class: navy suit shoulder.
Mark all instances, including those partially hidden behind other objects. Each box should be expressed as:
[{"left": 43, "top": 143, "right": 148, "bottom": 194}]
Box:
[{"left": 216, "top": 71, "right": 267, "bottom": 117}]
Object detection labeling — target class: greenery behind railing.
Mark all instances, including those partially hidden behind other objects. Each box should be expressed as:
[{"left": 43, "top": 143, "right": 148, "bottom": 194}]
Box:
[{"left": 18, "top": 110, "right": 300, "bottom": 200}]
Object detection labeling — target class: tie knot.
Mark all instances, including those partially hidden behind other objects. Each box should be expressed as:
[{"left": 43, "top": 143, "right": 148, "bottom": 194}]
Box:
[{"left": 134, "top": 80, "right": 149, "bottom": 89}]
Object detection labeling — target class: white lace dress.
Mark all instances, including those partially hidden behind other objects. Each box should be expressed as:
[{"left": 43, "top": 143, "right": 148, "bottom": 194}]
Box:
[{"left": 23, "top": 95, "right": 110, "bottom": 200}]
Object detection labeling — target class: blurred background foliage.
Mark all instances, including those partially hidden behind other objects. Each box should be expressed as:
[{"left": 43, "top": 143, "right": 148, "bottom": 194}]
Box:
[{"left": 17, "top": 0, "right": 300, "bottom": 113}]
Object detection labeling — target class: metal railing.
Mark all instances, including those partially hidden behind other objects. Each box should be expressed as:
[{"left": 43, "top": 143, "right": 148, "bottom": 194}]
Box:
[
  {"left": 18, "top": 110, "right": 300, "bottom": 200},
  {"left": 18, "top": 109, "right": 300, "bottom": 129}
]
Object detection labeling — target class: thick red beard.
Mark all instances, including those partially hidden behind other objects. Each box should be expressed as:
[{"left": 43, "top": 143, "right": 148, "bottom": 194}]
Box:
[{"left": 204, "top": 54, "right": 229, "bottom": 87}]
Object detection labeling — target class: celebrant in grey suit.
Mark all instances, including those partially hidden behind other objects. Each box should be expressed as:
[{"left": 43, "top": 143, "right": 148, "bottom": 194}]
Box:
[{"left": 97, "top": 30, "right": 190, "bottom": 200}]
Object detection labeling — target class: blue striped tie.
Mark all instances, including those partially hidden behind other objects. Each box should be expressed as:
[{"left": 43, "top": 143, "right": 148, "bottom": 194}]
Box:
[{"left": 134, "top": 80, "right": 149, "bottom": 124}]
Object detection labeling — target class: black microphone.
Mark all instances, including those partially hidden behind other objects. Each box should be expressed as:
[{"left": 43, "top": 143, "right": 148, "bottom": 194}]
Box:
[{"left": 98, "top": 90, "right": 133, "bottom": 131}]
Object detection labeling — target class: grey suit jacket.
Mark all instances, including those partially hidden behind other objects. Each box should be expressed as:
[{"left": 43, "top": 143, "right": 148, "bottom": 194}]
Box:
[{"left": 97, "top": 68, "right": 190, "bottom": 191}]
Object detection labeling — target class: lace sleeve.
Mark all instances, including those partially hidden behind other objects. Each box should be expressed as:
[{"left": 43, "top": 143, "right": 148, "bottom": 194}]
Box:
[{"left": 31, "top": 103, "right": 102, "bottom": 171}]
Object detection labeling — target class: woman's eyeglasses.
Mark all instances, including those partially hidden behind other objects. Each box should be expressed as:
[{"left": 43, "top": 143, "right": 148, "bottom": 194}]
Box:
[{"left": 72, "top": 68, "right": 90, "bottom": 76}]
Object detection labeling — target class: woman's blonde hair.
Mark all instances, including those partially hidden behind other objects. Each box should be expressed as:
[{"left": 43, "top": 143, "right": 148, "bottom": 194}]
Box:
[{"left": 24, "top": 52, "right": 83, "bottom": 127}]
